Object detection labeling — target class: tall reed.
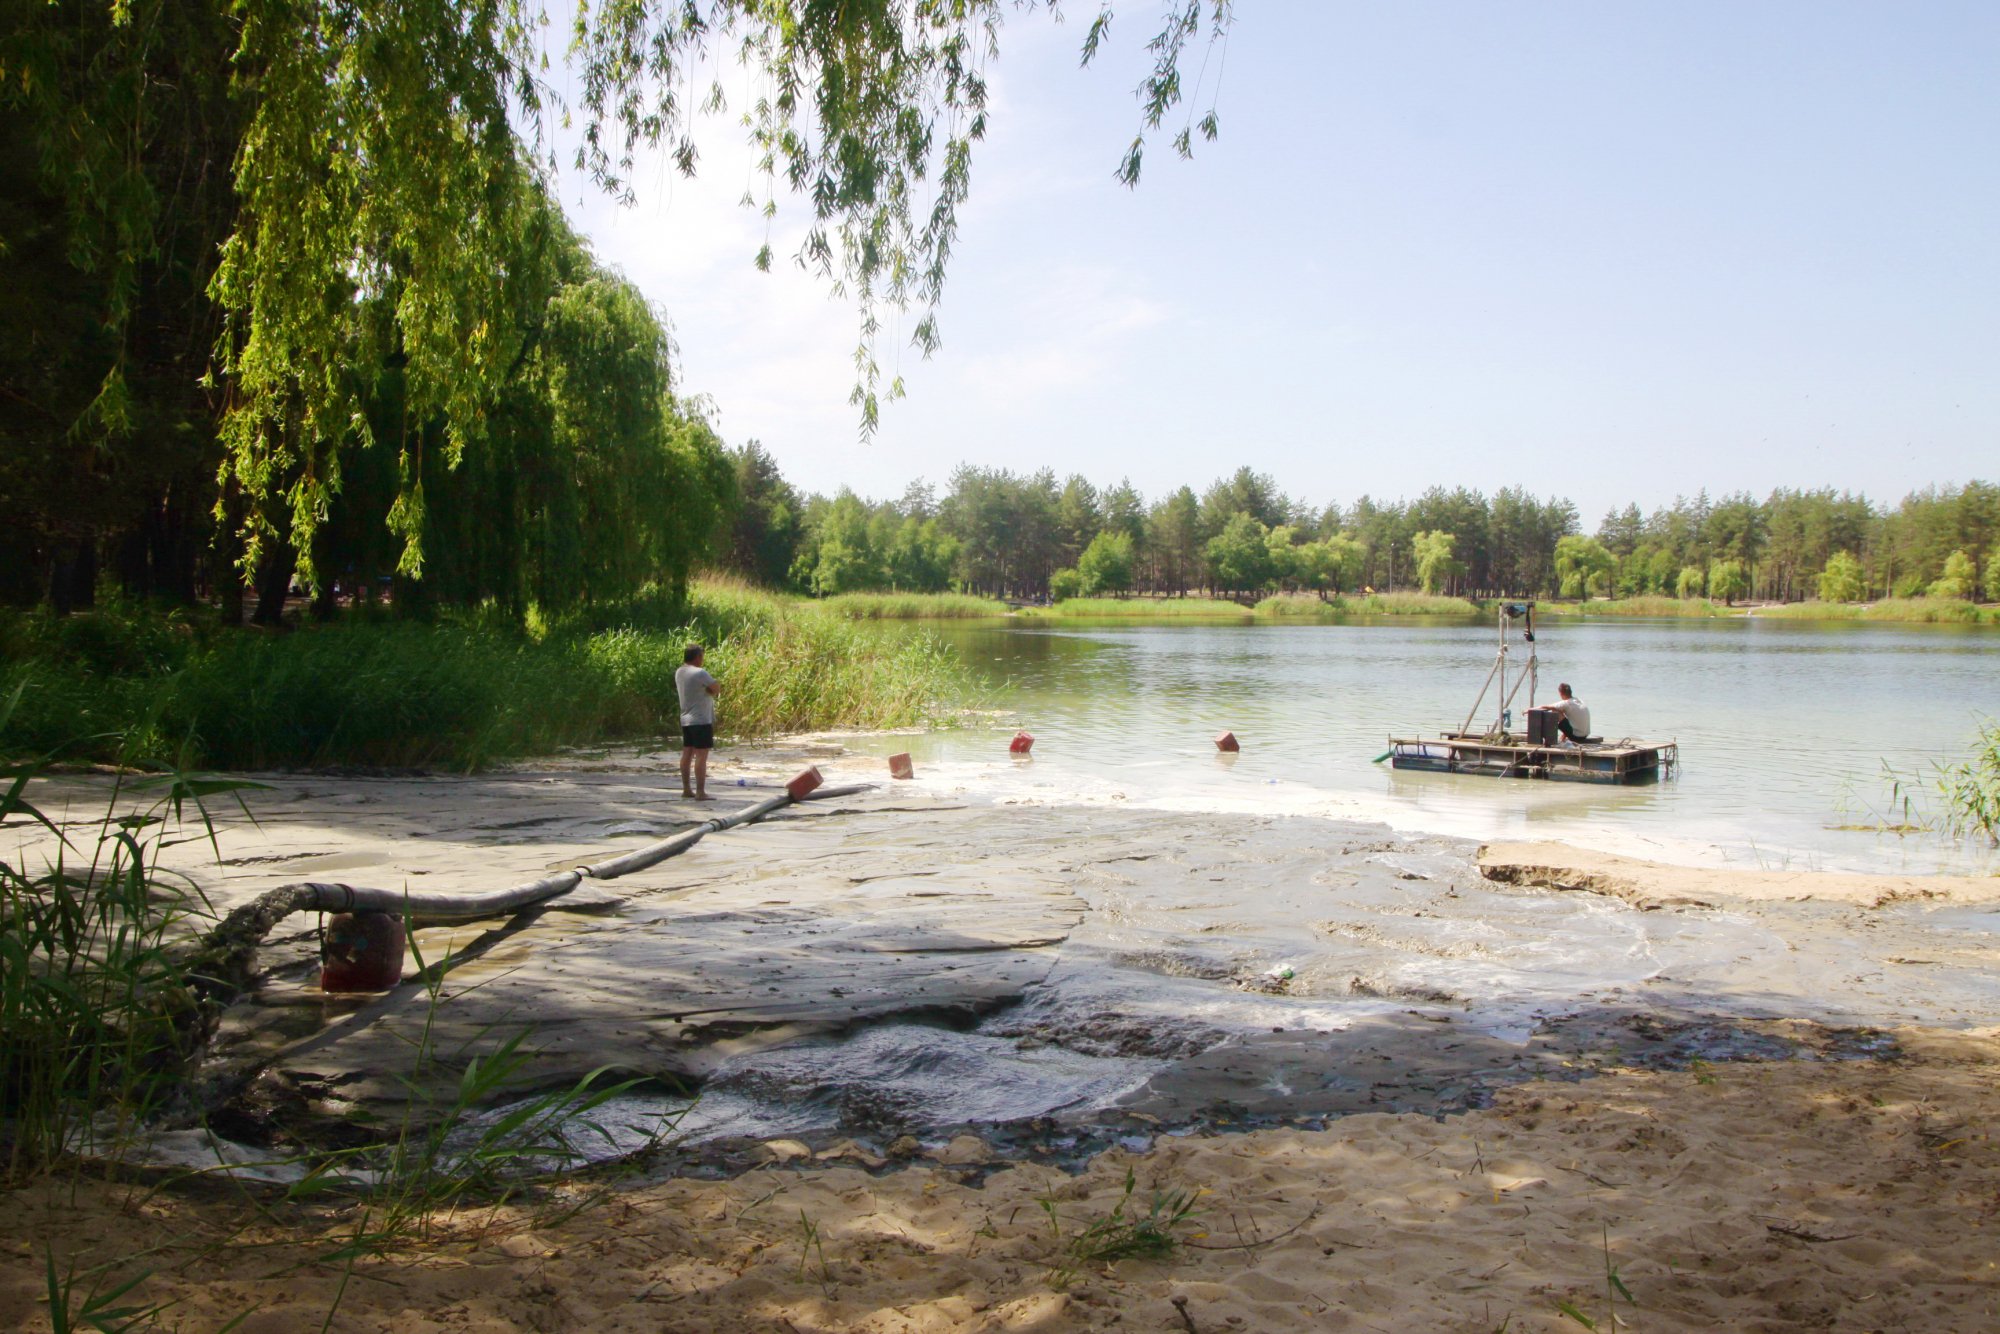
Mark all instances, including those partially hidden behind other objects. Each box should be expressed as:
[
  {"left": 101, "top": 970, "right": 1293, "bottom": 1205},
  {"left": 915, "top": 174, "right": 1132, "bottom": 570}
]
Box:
[
  {"left": 1542, "top": 596, "right": 1731, "bottom": 618},
  {"left": 0, "top": 582, "right": 972, "bottom": 771},
  {"left": 1750, "top": 597, "right": 1998, "bottom": 625},
  {"left": 0, "top": 709, "right": 254, "bottom": 1178},
  {"left": 1251, "top": 591, "right": 1483, "bottom": 617},
  {"left": 1026, "top": 597, "right": 1251, "bottom": 618},
  {"left": 815, "top": 591, "right": 1011, "bottom": 619}
]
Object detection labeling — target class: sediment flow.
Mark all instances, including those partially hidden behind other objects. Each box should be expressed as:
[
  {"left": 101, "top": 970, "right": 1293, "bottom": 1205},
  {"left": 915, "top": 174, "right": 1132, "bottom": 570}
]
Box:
[{"left": 20, "top": 746, "right": 1998, "bottom": 1166}]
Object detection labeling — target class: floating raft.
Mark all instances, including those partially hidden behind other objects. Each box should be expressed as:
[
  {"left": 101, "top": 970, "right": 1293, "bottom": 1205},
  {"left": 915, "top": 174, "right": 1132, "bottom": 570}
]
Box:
[{"left": 1389, "top": 732, "right": 1677, "bottom": 784}]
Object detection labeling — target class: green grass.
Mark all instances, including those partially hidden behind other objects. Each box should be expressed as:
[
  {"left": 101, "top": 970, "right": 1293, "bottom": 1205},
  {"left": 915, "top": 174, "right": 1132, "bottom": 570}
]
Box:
[
  {"left": 814, "top": 591, "right": 1010, "bottom": 619},
  {"left": 1542, "top": 596, "right": 1732, "bottom": 618},
  {"left": 1749, "top": 596, "right": 2000, "bottom": 625},
  {"left": 0, "top": 723, "right": 252, "bottom": 1180},
  {"left": 1039, "top": 1166, "right": 1204, "bottom": 1289},
  {"left": 1026, "top": 596, "right": 1251, "bottom": 618},
  {"left": 1252, "top": 591, "right": 1483, "bottom": 617},
  {"left": 0, "top": 579, "right": 970, "bottom": 771}
]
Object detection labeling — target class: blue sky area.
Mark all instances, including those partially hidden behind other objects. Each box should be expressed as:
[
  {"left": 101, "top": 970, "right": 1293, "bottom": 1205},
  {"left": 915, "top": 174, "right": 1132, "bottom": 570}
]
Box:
[{"left": 558, "top": 2, "right": 1998, "bottom": 524}]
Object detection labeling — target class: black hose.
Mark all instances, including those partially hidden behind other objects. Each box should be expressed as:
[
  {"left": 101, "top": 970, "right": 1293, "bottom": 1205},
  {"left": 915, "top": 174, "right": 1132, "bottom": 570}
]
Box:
[{"left": 185, "top": 781, "right": 875, "bottom": 1006}]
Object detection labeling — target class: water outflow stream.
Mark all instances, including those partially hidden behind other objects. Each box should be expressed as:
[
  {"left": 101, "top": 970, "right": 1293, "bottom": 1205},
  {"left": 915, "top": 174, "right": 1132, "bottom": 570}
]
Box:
[{"left": 534, "top": 792, "right": 2000, "bottom": 1164}]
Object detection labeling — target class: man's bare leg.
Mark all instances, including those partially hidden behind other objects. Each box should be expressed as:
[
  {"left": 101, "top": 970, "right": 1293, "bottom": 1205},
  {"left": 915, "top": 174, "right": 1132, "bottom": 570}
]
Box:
[
  {"left": 691, "top": 747, "right": 712, "bottom": 799},
  {"left": 680, "top": 746, "right": 696, "bottom": 798}
]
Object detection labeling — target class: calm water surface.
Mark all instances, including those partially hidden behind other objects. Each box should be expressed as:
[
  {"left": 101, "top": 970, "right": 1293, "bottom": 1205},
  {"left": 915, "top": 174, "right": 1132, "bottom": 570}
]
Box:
[{"left": 849, "top": 615, "right": 2000, "bottom": 876}]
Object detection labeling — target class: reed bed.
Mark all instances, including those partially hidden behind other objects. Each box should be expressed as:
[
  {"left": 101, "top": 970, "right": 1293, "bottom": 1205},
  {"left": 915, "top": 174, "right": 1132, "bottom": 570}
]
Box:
[
  {"left": 0, "top": 583, "right": 969, "bottom": 771},
  {"left": 0, "top": 745, "right": 221, "bottom": 1180},
  {"left": 1250, "top": 593, "right": 1337, "bottom": 617},
  {"left": 815, "top": 591, "right": 1010, "bottom": 619},
  {"left": 1542, "top": 596, "right": 1732, "bottom": 618},
  {"left": 1251, "top": 591, "right": 1483, "bottom": 617},
  {"left": 1749, "top": 597, "right": 2000, "bottom": 625},
  {"left": 1025, "top": 597, "right": 1251, "bottom": 618}
]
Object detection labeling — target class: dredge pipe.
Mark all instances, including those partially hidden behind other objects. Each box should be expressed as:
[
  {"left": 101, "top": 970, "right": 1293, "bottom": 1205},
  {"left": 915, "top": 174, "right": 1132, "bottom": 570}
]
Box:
[{"left": 187, "top": 781, "right": 874, "bottom": 1004}]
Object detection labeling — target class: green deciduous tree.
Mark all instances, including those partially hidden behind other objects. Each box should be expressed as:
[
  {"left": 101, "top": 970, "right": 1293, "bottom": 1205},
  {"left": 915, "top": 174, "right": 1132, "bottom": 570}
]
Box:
[
  {"left": 1930, "top": 550, "right": 1978, "bottom": 600},
  {"left": 1412, "top": 530, "right": 1462, "bottom": 595},
  {"left": 1553, "top": 535, "right": 1615, "bottom": 600},
  {"left": 1707, "top": 559, "right": 1747, "bottom": 605},
  {"left": 1817, "top": 550, "right": 1866, "bottom": 603},
  {"left": 1077, "top": 531, "right": 1135, "bottom": 597},
  {"left": 1205, "top": 512, "right": 1272, "bottom": 595},
  {"left": 726, "top": 442, "right": 804, "bottom": 587}
]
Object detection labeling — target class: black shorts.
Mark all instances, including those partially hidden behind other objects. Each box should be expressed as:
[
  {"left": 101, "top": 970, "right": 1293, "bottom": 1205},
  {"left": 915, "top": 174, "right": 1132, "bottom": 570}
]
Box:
[{"left": 680, "top": 723, "right": 714, "bottom": 750}]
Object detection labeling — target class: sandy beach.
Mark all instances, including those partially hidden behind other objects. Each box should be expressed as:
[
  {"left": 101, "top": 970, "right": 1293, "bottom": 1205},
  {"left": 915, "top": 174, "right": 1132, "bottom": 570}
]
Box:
[
  {"left": 6, "top": 1024, "right": 1997, "bottom": 1332},
  {"left": 5, "top": 752, "right": 1998, "bottom": 1331}
]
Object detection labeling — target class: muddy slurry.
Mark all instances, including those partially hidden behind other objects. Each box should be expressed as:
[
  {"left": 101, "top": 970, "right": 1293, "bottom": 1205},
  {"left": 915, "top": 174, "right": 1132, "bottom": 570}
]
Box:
[{"left": 24, "top": 747, "right": 1996, "bottom": 1179}]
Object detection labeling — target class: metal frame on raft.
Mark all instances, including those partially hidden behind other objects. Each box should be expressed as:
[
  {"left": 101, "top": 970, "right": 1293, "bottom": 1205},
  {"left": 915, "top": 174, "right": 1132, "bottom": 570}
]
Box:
[{"left": 1386, "top": 601, "right": 1680, "bottom": 786}]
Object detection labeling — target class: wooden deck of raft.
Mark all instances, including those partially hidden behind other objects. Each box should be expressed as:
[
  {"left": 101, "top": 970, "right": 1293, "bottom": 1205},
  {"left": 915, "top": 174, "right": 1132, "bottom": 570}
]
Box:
[{"left": 1389, "top": 731, "right": 1677, "bottom": 784}]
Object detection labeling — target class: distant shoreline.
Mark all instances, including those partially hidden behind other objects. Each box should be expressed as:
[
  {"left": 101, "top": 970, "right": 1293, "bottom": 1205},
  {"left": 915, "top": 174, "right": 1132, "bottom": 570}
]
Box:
[{"left": 814, "top": 588, "right": 2000, "bottom": 626}]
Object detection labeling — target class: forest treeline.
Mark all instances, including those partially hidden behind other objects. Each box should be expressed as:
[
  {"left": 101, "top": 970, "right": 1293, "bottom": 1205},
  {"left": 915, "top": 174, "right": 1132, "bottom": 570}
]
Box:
[{"left": 731, "top": 455, "right": 2000, "bottom": 606}]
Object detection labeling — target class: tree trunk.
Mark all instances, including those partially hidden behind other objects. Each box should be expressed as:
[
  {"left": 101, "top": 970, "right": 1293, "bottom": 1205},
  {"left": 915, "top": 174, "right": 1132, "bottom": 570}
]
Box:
[
  {"left": 252, "top": 541, "right": 296, "bottom": 625},
  {"left": 48, "top": 538, "right": 97, "bottom": 616}
]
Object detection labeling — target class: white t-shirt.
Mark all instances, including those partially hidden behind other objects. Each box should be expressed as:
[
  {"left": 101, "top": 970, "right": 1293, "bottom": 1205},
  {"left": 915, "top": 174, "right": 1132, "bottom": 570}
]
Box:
[
  {"left": 674, "top": 665, "right": 717, "bottom": 726},
  {"left": 1551, "top": 695, "right": 1591, "bottom": 737}
]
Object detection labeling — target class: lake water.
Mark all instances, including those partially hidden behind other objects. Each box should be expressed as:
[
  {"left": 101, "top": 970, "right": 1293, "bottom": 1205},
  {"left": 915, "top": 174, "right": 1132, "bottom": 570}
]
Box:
[{"left": 845, "top": 614, "right": 2000, "bottom": 877}]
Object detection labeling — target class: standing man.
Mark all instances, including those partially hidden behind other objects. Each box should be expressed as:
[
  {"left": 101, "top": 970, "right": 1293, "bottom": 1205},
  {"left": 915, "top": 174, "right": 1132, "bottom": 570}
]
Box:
[
  {"left": 675, "top": 644, "right": 720, "bottom": 800},
  {"left": 1547, "top": 682, "right": 1591, "bottom": 744}
]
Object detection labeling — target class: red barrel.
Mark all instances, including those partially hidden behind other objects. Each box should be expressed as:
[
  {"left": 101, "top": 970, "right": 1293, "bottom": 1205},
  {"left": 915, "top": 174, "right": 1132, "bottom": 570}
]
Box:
[{"left": 320, "top": 912, "right": 407, "bottom": 993}]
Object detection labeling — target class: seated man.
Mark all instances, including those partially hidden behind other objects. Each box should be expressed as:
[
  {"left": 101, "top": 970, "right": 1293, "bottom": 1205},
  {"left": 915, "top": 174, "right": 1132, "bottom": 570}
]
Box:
[{"left": 1547, "top": 682, "right": 1591, "bottom": 744}]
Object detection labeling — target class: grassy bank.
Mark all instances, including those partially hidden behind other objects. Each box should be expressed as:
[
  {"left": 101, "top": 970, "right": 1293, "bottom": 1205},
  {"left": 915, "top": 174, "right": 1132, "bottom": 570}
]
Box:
[
  {"left": 814, "top": 591, "right": 1010, "bottom": 619},
  {"left": 1252, "top": 591, "right": 1484, "bottom": 617},
  {"left": 1025, "top": 597, "right": 1251, "bottom": 618},
  {"left": 1024, "top": 591, "right": 1488, "bottom": 620},
  {"left": 1541, "top": 596, "right": 1732, "bottom": 618},
  {"left": 0, "top": 580, "right": 968, "bottom": 771},
  {"left": 1749, "top": 597, "right": 2000, "bottom": 625}
]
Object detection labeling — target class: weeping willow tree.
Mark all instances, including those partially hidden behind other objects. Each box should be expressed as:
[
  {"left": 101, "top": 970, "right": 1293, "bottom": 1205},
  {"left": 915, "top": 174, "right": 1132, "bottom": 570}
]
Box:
[{"left": 1, "top": 0, "right": 1233, "bottom": 610}]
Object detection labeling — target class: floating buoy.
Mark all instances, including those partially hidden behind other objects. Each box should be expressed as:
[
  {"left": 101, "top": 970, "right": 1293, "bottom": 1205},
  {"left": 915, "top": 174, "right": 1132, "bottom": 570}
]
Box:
[
  {"left": 887, "top": 752, "right": 914, "bottom": 779},
  {"left": 1009, "top": 731, "right": 1035, "bottom": 755},
  {"left": 1214, "top": 730, "right": 1240, "bottom": 752},
  {"left": 785, "top": 766, "right": 824, "bottom": 800},
  {"left": 320, "top": 911, "right": 406, "bottom": 993}
]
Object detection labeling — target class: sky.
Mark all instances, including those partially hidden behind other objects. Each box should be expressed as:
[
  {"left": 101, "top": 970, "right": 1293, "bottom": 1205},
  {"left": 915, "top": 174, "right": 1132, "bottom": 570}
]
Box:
[{"left": 556, "top": 2, "right": 1999, "bottom": 525}]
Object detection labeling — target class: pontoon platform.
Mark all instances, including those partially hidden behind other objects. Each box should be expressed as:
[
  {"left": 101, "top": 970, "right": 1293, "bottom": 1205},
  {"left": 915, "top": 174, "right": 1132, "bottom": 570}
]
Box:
[{"left": 1388, "top": 732, "right": 1677, "bottom": 784}]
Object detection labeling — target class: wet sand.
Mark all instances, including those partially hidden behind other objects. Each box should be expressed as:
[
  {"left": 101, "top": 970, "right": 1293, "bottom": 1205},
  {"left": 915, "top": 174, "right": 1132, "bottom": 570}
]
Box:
[
  {"left": 1480, "top": 840, "right": 2000, "bottom": 909},
  {"left": 6, "top": 752, "right": 1999, "bottom": 1329}
]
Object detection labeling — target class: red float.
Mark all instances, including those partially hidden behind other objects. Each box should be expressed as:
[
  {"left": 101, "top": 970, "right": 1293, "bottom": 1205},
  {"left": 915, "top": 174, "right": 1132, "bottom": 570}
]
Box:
[{"left": 320, "top": 911, "right": 406, "bottom": 993}]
